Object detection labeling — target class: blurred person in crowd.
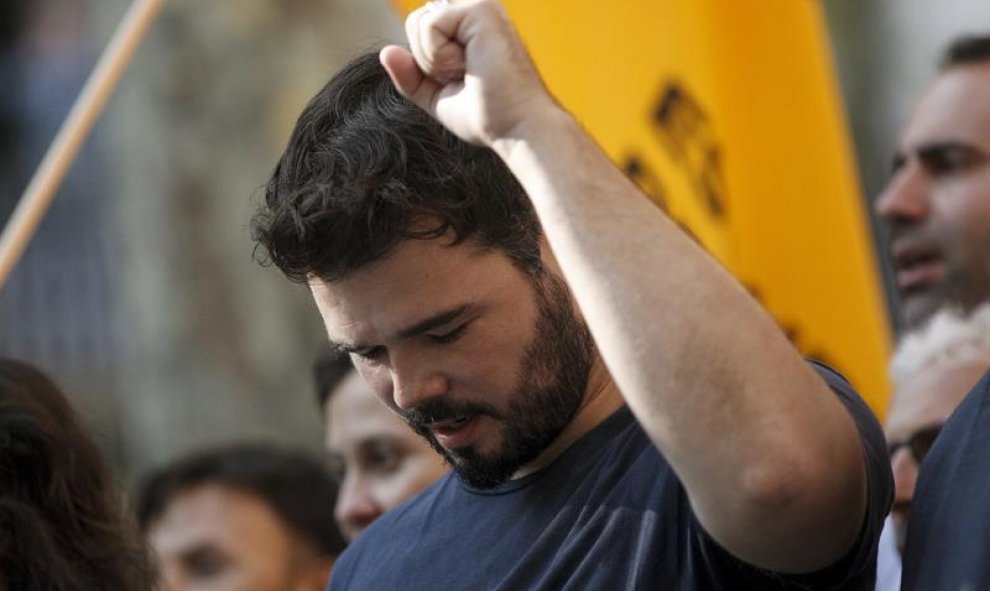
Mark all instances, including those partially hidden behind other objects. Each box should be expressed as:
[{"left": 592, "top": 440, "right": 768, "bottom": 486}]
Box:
[
  {"left": 874, "top": 305, "right": 990, "bottom": 591},
  {"left": 315, "top": 351, "right": 447, "bottom": 540},
  {"left": 0, "top": 357, "right": 155, "bottom": 591},
  {"left": 136, "top": 444, "right": 346, "bottom": 591},
  {"left": 886, "top": 305, "right": 990, "bottom": 551},
  {"left": 882, "top": 35, "right": 990, "bottom": 590},
  {"left": 875, "top": 35, "right": 990, "bottom": 330},
  {"left": 252, "top": 2, "right": 891, "bottom": 588}
]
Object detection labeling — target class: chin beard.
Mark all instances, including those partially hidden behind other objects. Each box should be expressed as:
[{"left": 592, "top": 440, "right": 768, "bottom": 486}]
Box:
[
  {"left": 406, "top": 269, "right": 595, "bottom": 489},
  {"left": 429, "top": 435, "right": 519, "bottom": 490},
  {"left": 422, "top": 387, "right": 581, "bottom": 490}
]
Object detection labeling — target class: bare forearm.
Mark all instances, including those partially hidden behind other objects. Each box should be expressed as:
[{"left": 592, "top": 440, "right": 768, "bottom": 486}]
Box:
[
  {"left": 384, "top": 0, "right": 869, "bottom": 572},
  {"left": 495, "top": 105, "right": 867, "bottom": 572}
]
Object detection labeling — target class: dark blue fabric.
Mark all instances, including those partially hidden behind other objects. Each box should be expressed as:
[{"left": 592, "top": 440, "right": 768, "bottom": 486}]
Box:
[
  {"left": 329, "top": 364, "right": 891, "bottom": 590},
  {"left": 901, "top": 370, "right": 990, "bottom": 590}
]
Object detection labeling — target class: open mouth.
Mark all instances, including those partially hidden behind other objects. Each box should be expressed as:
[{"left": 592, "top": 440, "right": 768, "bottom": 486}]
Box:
[
  {"left": 891, "top": 245, "right": 944, "bottom": 293},
  {"left": 431, "top": 414, "right": 472, "bottom": 430},
  {"left": 429, "top": 414, "right": 480, "bottom": 449}
]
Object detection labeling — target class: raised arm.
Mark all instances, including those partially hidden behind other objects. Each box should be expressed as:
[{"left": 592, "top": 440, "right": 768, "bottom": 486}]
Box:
[{"left": 381, "top": 0, "right": 868, "bottom": 573}]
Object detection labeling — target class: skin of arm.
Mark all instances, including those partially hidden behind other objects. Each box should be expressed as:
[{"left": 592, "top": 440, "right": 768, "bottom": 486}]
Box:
[{"left": 380, "top": 0, "right": 868, "bottom": 574}]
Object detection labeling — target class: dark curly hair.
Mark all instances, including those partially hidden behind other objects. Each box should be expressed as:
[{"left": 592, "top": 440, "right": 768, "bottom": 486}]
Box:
[
  {"left": 0, "top": 358, "right": 155, "bottom": 591},
  {"left": 136, "top": 443, "right": 347, "bottom": 558},
  {"left": 251, "top": 51, "right": 543, "bottom": 283}
]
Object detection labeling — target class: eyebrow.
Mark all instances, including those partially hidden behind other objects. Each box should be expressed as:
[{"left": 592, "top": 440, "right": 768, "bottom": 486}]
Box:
[
  {"left": 330, "top": 304, "right": 472, "bottom": 353},
  {"left": 917, "top": 141, "right": 979, "bottom": 159},
  {"left": 891, "top": 140, "right": 982, "bottom": 172}
]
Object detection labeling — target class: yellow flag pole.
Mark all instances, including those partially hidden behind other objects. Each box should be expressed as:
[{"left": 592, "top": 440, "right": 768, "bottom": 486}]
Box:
[{"left": 0, "top": 0, "right": 168, "bottom": 290}]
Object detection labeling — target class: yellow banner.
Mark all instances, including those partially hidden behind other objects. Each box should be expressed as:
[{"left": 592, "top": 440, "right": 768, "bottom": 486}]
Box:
[{"left": 392, "top": 0, "right": 892, "bottom": 413}]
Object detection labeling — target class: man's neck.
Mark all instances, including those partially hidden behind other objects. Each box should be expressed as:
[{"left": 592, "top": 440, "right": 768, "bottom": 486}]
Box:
[{"left": 511, "top": 354, "right": 624, "bottom": 479}]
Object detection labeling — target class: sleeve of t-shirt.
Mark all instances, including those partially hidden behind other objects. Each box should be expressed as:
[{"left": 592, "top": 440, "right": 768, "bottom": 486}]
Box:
[
  {"left": 326, "top": 537, "right": 363, "bottom": 591},
  {"left": 691, "top": 361, "right": 894, "bottom": 590}
]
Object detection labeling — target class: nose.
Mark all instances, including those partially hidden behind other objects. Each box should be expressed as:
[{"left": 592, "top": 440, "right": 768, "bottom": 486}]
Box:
[
  {"left": 875, "top": 163, "right": 931, "bottom": 224},
  {"left": 389, "top": 350, "right": 449, "bottom": 410},
  {"left": 890, "top": 447, "right": 918, "bottom": 507},
  {"left": 335, "top": 475, "right": 383, "bottom": 541}
]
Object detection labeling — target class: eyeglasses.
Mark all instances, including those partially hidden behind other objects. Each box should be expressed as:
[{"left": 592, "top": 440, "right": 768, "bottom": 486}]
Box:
[{"left": 887, "top": 424, "right": 943, "bottom": 465}]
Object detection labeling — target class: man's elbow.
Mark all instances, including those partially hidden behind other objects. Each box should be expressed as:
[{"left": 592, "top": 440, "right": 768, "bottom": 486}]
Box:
[{"left": 725, "top": 450, "right": 868, "bottom": 573}]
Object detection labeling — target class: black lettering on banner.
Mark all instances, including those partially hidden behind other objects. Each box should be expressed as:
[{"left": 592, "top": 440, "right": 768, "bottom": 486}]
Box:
[
  {"left": 622, "top": 153, "right": 668, "bottom": 211},
  {"left": 742, "top": 281, "right": 843, "bottom": 375},
  {"left": 621, "top": 153, "right": 704, "bottom": 248},
  {"left": 651, "top": 81, "right": 727, "bottom": 220}
]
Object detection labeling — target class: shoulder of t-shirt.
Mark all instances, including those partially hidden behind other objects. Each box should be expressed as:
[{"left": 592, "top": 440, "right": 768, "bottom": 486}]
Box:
[
  {"left": 915, "top": 368, "right": 990, "bottom": 471},
  {"left": 948, "top": 368, "right": 990, "bottom": 420},
  {"left": 806, "top": 360, "right": 887, "bottom": 448},
  {"left": 977, "top": 369, "right": 990, "bottom": 395},
  {"left": 805, "top": 359, "right": 890, "bottom": 496},
  {"left": 797, "top": 359, "right": 893, "bottom": 588},
  {"left": 807, "top": 360, "right": 854, "bottom": 395},
  {"left": 326, "top": 472, "right": 457, "bottom": 589},
  {"left": 688, "top": 361, "right": 891, "bottom": 589}
]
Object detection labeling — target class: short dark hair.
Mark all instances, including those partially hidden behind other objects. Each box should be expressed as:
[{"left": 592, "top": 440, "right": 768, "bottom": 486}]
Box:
[
  {"left": 136, "top": 444, "right": 347, "bottom": 557},
  {"left": 251, "top": 51, "right": 543, "bottom": 284},
  {"left": 0, "top": 358, "right": 155, "bottom": 591},
  {"left": 313, "top": 349, "right": 354, "bottom": 410},
  {"left": 940, "top": 34, "right": 990, "bottom": 70}
]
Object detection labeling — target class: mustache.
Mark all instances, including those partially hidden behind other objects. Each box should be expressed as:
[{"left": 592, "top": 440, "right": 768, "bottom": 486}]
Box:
[
  {"left": 401, "top": 398, "right": 502, "bottom": 432},
  {"left": 885, "top": 223, "right": 938, "bottom": 247}
]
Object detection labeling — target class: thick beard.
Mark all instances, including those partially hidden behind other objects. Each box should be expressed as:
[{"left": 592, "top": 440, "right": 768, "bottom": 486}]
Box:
[{"left": 404, "top": 270, "right": 595, "bottom": 489}]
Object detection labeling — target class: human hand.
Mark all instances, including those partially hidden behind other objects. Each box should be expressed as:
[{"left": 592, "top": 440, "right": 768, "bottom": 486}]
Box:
[{"left": 379, "top": 0, "right": 556, "bottom": 148}]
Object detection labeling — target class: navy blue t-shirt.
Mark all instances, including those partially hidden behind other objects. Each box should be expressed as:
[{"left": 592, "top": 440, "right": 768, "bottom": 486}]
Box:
[
  {"left": 329, "top": 364, "right": 891, "bottom": 590},
  {"left": 901, "top": 370, "right": 990, "bottom": 590}
]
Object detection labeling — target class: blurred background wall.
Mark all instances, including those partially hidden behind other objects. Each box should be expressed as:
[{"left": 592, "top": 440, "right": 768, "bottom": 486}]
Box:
[
  {"left": 0, "top": 0, "right": 402, "bottom": 481},
  {"left": 0, "top": 0, "right": 986, "bottom": 485}
]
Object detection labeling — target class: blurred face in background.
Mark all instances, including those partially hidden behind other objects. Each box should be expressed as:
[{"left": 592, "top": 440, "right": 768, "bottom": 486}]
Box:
[
  {"left": 147, "top": 485, "right": 333, "bottom": 591},
  {"left": 875, "top": 62, "right": 990, "bottom": 328},
  {"left": 325, "top": 371, "right": 448, "bottom": 541},
  {"left": 884, "top": 360, "right": 988, "bottom": 551}
]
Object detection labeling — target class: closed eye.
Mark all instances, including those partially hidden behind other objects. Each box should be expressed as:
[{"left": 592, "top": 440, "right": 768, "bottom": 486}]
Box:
[
  {"left": 429, "top": 323, "right": 469, "bottom": 345},
  {"left": 351, "top": 345, "right": 387, "bottom": 363}
]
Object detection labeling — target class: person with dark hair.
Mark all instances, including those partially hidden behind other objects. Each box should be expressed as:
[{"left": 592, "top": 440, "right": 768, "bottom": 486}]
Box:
[
  {"left": 314, "top": 351, "right": 446, "bottom": 540},
  {"left": 137, "top": 444, "right": 346, "bottom": 591},
  {"left": 0, "top": 358, "right": 155, "bottom": 591},
  {"left": 253, "top": 2, "right": 891, "bottom": 589},
  {"left": 876, "top": 34, "right": 990, "bottom": 330},
  {"left": 874, "top": 33, "right": 990, "bottom": 590}
]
